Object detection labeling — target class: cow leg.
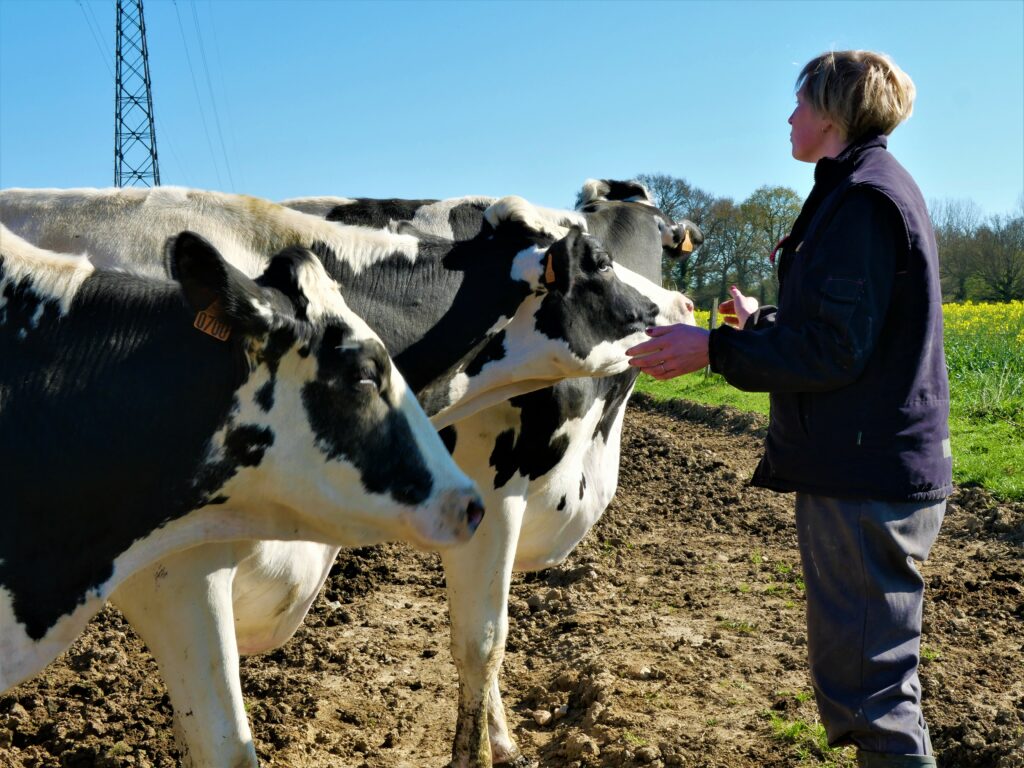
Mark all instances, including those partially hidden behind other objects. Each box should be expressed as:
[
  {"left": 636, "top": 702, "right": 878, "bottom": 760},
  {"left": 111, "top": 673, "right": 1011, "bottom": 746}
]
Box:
[
  {"left": 487, "top": 674, "right": 537, "bottom": 767},
  {"left": 112, "top": 543, "right": 256, "bottom": 768},
  {"left": 442, "top": 494, "right": 528, "bottom": 768}
]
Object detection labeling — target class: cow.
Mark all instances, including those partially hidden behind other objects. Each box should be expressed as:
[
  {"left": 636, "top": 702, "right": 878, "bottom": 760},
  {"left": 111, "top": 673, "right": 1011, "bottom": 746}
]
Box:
[
  {"left": 0, "top": 224, "right": 484, "bottom": 766},
  {"left": 280, "top": 177, "right": 704, "bottom": 287},
  {"left": 290, "top": 179, "right": 702, "bottom": 767},
  {"left": 0, "top": 186, "right": 691, "bottom": 767}
]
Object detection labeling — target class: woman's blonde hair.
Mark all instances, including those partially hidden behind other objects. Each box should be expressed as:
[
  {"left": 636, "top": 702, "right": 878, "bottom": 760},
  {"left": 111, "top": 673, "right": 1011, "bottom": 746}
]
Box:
[{"left": 797, "top": 50, "right": 916, "bottom": 141}]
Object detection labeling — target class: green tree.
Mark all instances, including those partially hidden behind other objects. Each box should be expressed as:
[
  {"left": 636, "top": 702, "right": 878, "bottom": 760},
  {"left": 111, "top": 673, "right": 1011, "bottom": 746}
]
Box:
[
  {"left": 636, "top": 173, "right": 717, "bottom": 291},
  {"left": 974, "top": 213, "right": 1024, "bottom": 301},
  {"left": 930, "top": 197, "right": 983, "bottom": 301},
  {"left": 743, "top": 185, "right": 803, "bottom": 303}
]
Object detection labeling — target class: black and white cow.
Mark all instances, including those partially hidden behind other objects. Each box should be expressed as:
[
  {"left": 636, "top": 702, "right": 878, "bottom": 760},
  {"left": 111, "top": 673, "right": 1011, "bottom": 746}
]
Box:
[
  {"left": 0, "top": 187, "right": 690, "bottom": 767},
  {"left": 281, "top": 180, "right": 703, "bottom": 767},
  {"left": 288, "top": 179, "right": 702, "bottom": 767},
  {"left": 281, "top": 177, "right": 704, "bottom": 287},
  {"left": 0, "top": 225, "right": 483, "bottom": 765}
]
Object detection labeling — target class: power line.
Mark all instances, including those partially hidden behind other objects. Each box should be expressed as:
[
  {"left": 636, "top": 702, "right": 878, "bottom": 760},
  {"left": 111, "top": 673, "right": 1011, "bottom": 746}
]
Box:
[
  {"left": 204, "top": 0, "right": 244, "bottom": 191},
  {"left": 77, "top": 1, "right": 113, "bottom": 79},
  {"left": 172, "top": 0, "right": 223, "bottom": 189},
  {"left": 189, "top": 0, "right": 234, "bottom": 191}
]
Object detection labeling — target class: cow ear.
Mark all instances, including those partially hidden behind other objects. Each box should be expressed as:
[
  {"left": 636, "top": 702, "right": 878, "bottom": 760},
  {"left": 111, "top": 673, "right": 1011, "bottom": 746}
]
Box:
[
  {"left": 255, "top": 246, "right": 311, "bottom": 322},
  {"left": 543, "top": 226, "right": 583, "bottom": 294},
  {"left": 169, "top": 231, "right": 274, "bottom": 336}
]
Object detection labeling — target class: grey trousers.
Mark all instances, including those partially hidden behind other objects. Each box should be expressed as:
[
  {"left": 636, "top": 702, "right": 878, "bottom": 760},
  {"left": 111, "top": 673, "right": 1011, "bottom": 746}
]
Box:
[{"left": 794, "top": 493, "right": 945, "bottom": 758}]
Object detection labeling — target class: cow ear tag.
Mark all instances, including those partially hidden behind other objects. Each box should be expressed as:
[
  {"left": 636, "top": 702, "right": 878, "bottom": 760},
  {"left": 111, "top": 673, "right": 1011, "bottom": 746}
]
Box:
[
  {"left": 544, "top": 252, "right": 556, "bottom": 285},
  {"left": 680, "top": 229, "right": 693, "bottom": 253},
  {"left": 194, "top": 299, "right": 232, "bottom": 342}
]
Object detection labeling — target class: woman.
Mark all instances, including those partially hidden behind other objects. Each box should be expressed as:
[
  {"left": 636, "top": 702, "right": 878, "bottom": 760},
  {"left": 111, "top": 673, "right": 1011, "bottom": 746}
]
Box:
[{"left": 627, "top": 50, "right": 950, "bottom": 768}]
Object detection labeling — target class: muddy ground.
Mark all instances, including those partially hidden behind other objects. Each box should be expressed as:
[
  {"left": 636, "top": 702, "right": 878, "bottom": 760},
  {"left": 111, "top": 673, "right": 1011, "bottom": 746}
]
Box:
[{"left": 2, "top": 395, "right": 1022, "bottom": 768}]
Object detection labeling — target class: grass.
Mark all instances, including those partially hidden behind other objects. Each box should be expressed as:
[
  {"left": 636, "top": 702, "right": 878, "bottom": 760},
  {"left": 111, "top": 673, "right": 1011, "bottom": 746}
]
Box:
[
  {"left": 106, "top": 742, "right": 133, "bottom": 757},
  {"left": 636, "top": 370, "right": 770, "bottom": 416},
  {"left": 622, "top": 730, "right": 648, "bottom": 747},
  {"left": 765, "top": 710, "right": 857, "bottom": 766},
  {"left": 720, "top": 618, "right": 758, "bottom": 635},
  {"left": 635, "top": 367, "right": 1024, "bottom": 501}
]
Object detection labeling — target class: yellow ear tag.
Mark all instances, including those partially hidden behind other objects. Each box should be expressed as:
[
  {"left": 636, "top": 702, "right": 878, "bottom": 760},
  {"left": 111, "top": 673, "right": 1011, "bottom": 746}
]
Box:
[
  {"left": 194, "top": 300, "right": 231, "bottom": 341},
  {"left": 680, "top": 228, "right": 694, "bottom": 253},
  {"left": 544, "top": 251, "right": 556, "bottom": 285}
]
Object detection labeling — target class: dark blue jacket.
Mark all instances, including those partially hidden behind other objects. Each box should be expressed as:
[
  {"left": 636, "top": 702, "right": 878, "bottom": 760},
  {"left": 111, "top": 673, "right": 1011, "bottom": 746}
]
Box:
[{"left": 709, "top": 134, "right": 952, "bottom": 501}]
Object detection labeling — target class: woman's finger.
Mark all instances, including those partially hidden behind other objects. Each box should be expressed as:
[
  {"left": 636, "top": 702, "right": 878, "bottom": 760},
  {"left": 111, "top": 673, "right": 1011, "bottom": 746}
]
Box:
[{"left": 644, "top": 325, "right": 675, "bottom": 337}]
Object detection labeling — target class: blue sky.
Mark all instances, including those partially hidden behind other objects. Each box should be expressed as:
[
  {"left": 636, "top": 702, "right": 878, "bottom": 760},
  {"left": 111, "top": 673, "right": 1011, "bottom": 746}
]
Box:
[{"left": 1, "top": 0, "right": 1021, "bottom": 217}]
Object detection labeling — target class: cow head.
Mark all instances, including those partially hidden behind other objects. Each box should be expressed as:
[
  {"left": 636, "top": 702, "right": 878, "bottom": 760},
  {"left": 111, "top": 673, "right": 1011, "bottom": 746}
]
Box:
[
  {"left": 523, "top": 224, "right": 694, "bottom": 373},
  {"left": 170, "top": 232, "right": 484, "bottom": 549},
  {"left": 424, "top": 199, "right": 693, "bottom": 427},
  {"left": 575, "top": 178, "right": 704, "bottom": 284}
]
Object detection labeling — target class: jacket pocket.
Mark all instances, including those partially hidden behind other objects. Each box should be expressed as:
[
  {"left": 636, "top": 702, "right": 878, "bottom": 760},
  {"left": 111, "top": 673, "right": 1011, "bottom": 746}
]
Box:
[
  {"left": 820, "top": 277, "right": 867, "bottom": 371},
  {"left": 819, "top": 277, "right": 864, "bottom": 327}
]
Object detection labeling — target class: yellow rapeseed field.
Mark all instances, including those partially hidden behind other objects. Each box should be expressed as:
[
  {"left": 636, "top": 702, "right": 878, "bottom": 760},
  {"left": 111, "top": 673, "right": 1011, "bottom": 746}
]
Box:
[
  {"left": 942, "top": 300, "right": 1024, "bottom": 380},
  {"left": 943, "top": 299, "right": 1024, "bottom": 345}
]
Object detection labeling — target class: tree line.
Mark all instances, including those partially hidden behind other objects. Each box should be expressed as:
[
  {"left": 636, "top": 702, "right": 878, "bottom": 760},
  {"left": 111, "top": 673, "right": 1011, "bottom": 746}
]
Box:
[{"left": 636, "top": 173, "right": 1024, "bottom": 309}]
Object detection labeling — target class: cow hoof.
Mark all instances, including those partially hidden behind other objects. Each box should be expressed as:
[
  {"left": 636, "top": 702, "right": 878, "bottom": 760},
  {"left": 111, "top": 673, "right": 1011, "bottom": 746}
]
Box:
[{"left": 497, "top": 757, "right": 537, "bottom": 768}]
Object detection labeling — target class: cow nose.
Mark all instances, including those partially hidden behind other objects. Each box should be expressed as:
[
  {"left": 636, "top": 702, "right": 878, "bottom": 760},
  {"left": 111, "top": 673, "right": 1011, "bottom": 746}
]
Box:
[
  {"left": 665, "top": 293, "right": 696, "bottom": 325},
  {"left": 465, "top": 496, "right": 485, "bottom": 534}
]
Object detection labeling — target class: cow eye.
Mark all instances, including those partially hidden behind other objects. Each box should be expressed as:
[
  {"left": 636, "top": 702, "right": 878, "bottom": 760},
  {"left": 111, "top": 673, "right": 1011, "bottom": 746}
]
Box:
[{"left": 597, "top": 261, "right": 613, "bottom": 273}]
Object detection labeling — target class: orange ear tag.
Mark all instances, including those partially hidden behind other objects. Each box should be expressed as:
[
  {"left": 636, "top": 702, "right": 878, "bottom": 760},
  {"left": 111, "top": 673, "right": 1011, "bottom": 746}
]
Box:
[
  {"left": 680, "top": 229, "right": 694, "bottom": 253},
  {"left": 194, "top": 300, "right": 232, "bottom": 341},
  {"left": 544, "top": 252, "right": 556, "bottom": 285}
]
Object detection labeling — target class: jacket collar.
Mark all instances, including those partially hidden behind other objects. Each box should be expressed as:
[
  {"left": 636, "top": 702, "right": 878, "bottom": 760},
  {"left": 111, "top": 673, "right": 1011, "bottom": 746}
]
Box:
[
  {"left": 774, "top": 133, "right": 889, "bottom": 265},
  {"left": 814, "top": 132, "right": 888, "bottom": 186}
]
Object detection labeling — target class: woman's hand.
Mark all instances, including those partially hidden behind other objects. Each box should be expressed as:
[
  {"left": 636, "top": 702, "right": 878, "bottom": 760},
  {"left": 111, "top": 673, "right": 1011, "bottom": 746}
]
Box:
[
  {"left": 626, "top": 324, "right": 710, "bottom": 379},
  {"left": 718, "top": 285, "right": 759, "bottom": 328}
]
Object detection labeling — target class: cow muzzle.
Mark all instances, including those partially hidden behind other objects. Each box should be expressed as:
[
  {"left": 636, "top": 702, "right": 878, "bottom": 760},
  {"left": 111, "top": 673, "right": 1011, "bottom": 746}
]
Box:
[
  {"left": 411, "top": 487, "right": 486, "bottom": 550},
  {"left": 657, "top": 291, "right": 697, "bottom": 327}
]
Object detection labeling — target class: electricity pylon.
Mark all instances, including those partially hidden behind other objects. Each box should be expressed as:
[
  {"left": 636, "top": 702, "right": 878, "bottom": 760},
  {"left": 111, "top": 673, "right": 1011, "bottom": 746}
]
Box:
[{"left": 114, "top": 0, "right": 160, "bottom": 186}]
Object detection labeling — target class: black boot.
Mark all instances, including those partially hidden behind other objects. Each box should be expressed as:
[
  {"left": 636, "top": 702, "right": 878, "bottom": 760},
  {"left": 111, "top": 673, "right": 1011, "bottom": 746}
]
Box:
[{"left": 857, "top": 753, "right": 937, "bottom": 768}]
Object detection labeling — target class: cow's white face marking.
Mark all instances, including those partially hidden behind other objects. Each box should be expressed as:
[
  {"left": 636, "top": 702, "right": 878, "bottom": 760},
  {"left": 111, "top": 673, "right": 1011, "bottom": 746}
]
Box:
[{"left": 509, "top": 245, "right": 548, "bottom": 288}]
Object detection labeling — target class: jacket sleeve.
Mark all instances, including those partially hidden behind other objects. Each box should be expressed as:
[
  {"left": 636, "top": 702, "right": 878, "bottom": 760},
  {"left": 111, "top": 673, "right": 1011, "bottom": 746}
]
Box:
[
  {"left": 708, "top": 188, "right": 903, "bottom": 393},
  {"left": 744, "top": 305, "right": 777, "bottom": 330}
]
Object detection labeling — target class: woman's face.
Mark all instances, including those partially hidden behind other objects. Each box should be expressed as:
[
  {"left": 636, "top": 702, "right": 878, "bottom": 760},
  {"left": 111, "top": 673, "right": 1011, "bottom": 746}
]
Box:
[{"left": 788, "top": 88, "right": 832, "bottom": 163}]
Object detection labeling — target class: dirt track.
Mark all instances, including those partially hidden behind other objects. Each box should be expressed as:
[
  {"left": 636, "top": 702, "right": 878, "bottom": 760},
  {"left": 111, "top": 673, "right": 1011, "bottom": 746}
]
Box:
[{"left": 2, "top": 395, "right": 1022, "bottom": 768}]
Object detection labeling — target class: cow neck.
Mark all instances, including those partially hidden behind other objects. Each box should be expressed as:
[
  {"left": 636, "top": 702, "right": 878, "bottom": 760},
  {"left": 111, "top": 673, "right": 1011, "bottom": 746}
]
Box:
[
  {"left": 315, "top": 235, "right": 534, "bottom": 395},
  {"left": 0, "top": 273, "right": 256, "bottom": 641}
]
